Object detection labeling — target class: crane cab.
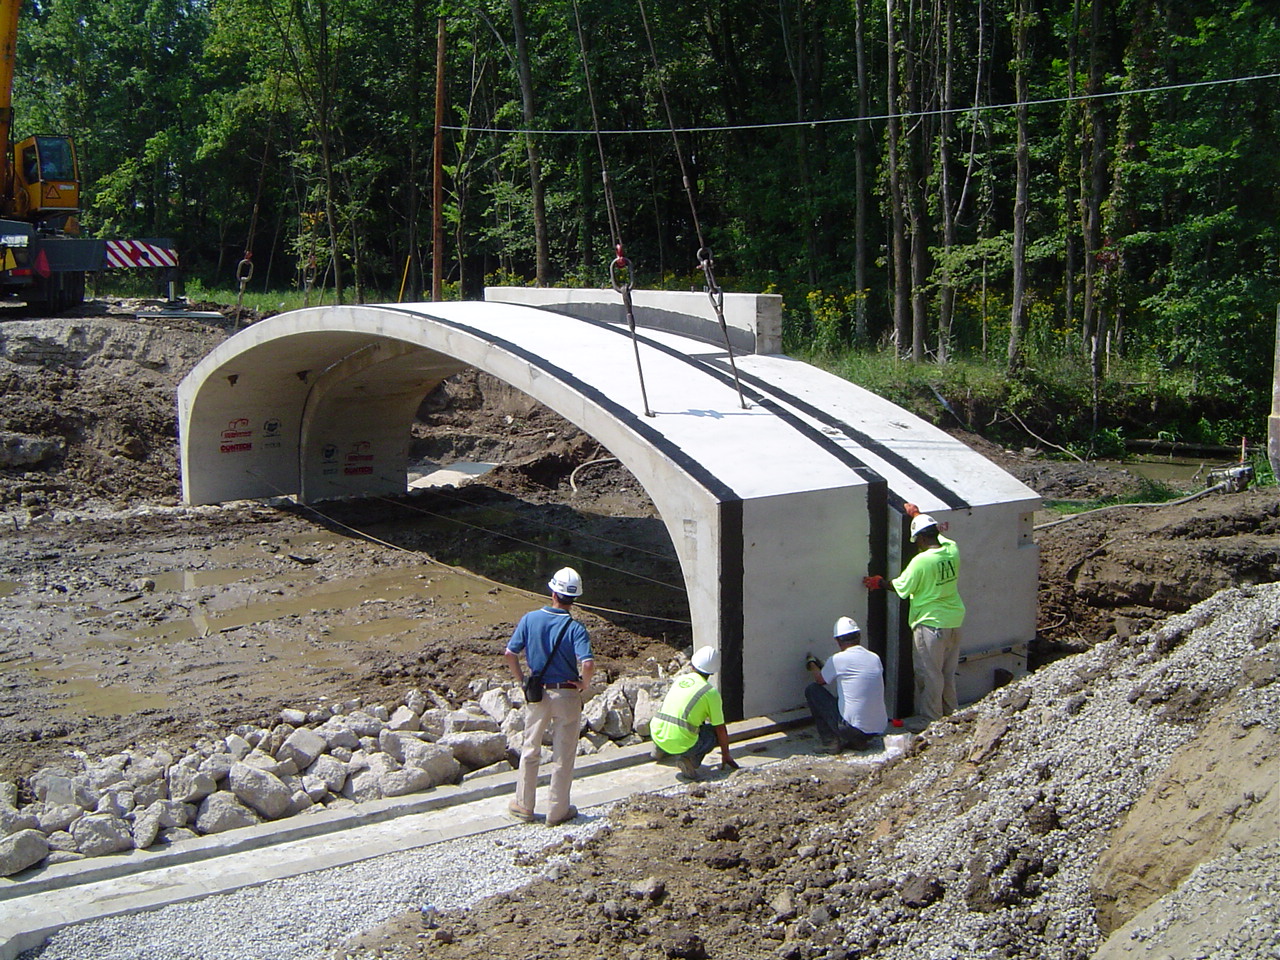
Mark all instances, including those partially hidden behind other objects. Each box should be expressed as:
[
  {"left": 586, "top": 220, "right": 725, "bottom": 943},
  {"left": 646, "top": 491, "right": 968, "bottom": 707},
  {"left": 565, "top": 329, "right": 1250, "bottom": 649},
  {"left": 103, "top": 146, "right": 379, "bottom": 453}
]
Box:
[{"left": 13, "top": 135, "right": 80, "bottom": 228}]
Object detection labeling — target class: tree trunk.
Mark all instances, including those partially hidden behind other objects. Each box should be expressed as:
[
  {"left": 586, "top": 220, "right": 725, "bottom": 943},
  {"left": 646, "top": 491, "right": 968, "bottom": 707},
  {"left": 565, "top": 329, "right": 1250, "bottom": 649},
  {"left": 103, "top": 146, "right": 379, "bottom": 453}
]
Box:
[
  {"left": 1080, "top": 0, "right": 1107, "bottom": 356},
  {"left": 402, "top": 0, "right": 424, "bottom": 301},
  {"left": 510, "top": 0, "right": 549, "bottom": 285},
  {"left": 886, "top": 0, "right": 910, "bottom": 355},
  {"left": 904, "top": 0, "right": 932, "bottom": 363},
  {"left": 1060, "top": 0, "right": 1081, "bottom": 343},
  {"left": 1007, "top": 0, "right": 1031, "bottom": 370},
  {"left": 853, "top": 0, "right": 870, "bottom": 344},
  {"left": 780, "top": 0, "right": 820, "bottom": 287}
]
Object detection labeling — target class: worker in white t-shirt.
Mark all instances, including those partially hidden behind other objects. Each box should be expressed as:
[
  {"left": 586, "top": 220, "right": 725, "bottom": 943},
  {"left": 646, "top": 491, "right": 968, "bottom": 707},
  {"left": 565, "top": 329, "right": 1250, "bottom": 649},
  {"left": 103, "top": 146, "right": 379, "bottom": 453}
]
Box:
[{"left": 804, "top": 616, "right": 889, "bottom": 753}]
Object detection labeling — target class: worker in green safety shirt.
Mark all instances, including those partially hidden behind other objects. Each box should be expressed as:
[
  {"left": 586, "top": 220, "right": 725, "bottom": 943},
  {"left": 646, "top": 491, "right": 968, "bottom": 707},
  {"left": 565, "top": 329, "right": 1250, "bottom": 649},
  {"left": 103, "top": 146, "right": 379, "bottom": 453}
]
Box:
[
  {"left": 864, "top": 503, "right": 966, "bottom": 721},
  {"left": 649, "top": 646, "right": 739, "bottom": 781}
]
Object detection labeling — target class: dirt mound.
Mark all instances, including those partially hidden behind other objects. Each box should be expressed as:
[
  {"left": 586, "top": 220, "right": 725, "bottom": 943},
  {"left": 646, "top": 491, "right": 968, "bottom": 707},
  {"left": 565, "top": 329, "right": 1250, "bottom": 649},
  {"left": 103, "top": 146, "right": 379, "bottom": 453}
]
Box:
[
  {"left": 1033, "top": 489, "right": 1280, "bottom": 666},
  {"left": 0, "top": 314, "right": 227, "bottom": 508}
]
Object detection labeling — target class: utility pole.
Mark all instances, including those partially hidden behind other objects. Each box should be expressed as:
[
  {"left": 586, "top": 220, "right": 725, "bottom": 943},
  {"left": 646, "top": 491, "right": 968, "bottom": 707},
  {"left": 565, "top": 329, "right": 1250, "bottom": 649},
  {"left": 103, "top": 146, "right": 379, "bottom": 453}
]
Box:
[
  {"left": 431, "top": 16, "right": 445, "bottom": 301},
  {"left": 1269, "top": 304, "right": 1280, "bottom": 480}
]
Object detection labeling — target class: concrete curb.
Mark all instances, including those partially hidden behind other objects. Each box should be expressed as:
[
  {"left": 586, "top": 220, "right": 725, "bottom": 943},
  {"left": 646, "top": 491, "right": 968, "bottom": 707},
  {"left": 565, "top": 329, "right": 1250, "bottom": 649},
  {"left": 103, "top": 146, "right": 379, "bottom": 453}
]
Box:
[{"left": 0, "top": 709, "right": 811, "bottom": 960}]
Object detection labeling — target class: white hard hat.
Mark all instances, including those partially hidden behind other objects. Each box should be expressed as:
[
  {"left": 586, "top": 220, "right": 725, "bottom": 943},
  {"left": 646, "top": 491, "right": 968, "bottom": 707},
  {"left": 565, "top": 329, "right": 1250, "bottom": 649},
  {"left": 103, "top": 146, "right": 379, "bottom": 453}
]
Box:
[
  {"left": 834, "top": 616, "right": 860, "bottom": 639},
  {"left": 547, "top": 567, "right": 583, "bottom": 598},
  {"left": 910, "top": 514, "right": 939, "bottom": 542},
  {"left": 691, "top": 646, "right": 720, "bottom": 674}
]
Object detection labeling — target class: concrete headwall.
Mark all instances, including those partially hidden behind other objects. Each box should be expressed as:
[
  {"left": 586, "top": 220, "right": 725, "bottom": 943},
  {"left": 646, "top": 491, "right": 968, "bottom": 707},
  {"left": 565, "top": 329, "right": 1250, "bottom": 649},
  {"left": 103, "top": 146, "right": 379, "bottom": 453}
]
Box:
[{"left": 486, "top": 286, "right": 783, "bottom": 355}]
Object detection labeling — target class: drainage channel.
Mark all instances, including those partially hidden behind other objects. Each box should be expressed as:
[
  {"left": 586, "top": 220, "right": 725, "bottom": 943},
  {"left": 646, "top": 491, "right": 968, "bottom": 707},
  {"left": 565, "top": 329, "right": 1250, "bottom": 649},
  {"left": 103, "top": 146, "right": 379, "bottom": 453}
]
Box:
[{"left": 1, "top": 711, "right": 835, "bottom": 960}]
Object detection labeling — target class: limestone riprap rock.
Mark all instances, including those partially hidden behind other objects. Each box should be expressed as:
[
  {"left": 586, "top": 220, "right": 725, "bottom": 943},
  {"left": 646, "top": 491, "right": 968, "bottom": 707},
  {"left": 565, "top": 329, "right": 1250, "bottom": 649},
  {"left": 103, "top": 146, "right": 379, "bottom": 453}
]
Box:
[
  {"left": 228, "top": 763, "right": 292, "bottom": 820},
  {"left": 438, "top": 731, "right": 508, "bottom": 770},
  {"left": 277, "top": 727, "right": 328, "bottom": 770},
  {"left": 195, "top": 791, "right": 262, "bottom": 834},
  {"left": 70, "top": 813, "right": 134, "bottom": 857},
  {"left": 0, "top": 829, "right": 49, "bottom": 876}
]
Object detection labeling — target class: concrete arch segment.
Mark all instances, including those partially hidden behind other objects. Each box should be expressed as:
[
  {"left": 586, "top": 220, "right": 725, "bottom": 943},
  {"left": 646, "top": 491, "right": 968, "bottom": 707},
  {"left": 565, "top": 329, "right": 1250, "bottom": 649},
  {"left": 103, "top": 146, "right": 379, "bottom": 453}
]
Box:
[
  {"left": 488, "top": 288, "right": 1042, "bottom": 715},
  {"left": 178, "top": 302, "right": 875, "bottom": 721}
]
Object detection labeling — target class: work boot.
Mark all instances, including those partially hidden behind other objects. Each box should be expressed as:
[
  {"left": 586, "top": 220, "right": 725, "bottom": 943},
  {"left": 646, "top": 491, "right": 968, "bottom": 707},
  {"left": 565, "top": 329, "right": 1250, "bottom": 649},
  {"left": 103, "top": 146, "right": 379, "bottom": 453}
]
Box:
[
  {"left": 507, "top": 801, "right": 536, "bottom": 823},
  {"left": 676, "top": 756, "right": 700, "bottom": 781},
  {"left": 546, "top": 805, "right": 578, "bottom": 827},
  {"left": 816, "top": 742, "right": 843, "bottom": 756}
]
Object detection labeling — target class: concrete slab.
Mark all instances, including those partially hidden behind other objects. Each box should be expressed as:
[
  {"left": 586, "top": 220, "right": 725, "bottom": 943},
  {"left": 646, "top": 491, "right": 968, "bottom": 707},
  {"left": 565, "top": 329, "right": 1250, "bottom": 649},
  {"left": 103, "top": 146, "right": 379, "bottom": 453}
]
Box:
[
  {"left": 407, "top": 460, "right": 497, "bottom": 488},
  {"left": 0, "top": 711, "right": 839, "bottom": 960}
]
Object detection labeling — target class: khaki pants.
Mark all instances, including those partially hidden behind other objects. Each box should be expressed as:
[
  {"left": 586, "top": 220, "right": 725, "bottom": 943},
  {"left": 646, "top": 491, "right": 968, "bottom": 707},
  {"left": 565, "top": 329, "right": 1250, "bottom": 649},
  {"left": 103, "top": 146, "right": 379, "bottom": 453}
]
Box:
[
  {"left": 515, "top": 688, "right": 582, "bottom": 822},
  {"left": 913, "top": 625, "right": 961, "bottom": 721}
]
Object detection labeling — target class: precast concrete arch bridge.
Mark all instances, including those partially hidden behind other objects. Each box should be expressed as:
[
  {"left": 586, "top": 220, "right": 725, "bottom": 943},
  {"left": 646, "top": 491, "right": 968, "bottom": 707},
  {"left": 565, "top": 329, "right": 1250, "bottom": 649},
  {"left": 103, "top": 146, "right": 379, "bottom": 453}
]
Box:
[{"left": 178, "top": 289, "right": 1040, "bottom": 721}]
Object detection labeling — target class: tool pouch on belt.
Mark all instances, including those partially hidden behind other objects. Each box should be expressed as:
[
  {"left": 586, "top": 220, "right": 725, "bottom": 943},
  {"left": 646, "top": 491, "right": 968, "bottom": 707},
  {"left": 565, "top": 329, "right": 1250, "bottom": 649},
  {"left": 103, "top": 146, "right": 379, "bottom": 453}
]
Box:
[{"left": 523, "top": 673, "right": 544, "bottom": 703}]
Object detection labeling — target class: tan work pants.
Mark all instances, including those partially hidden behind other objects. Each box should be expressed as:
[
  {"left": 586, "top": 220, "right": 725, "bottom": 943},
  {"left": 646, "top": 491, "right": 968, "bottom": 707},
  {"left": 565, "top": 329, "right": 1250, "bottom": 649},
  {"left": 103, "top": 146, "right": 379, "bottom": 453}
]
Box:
[
  {"left": 515, "top": 687, "right": 582, "bottom": 822},
  {"left": 913, "top": 625, "right": 961, "bottom": 721}
]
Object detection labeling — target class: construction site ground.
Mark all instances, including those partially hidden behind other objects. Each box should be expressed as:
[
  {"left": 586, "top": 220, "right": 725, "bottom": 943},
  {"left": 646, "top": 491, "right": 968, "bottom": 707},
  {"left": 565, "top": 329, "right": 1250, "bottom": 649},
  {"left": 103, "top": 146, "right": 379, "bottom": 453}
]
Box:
[{"left": 1, "top": 302, "right": 1277, "bottom": 959}]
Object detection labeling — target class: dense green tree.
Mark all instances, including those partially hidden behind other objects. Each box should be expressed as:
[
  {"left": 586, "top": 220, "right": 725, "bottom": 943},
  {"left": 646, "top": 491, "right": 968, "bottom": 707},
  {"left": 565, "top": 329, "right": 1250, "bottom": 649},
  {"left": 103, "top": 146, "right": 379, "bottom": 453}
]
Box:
[{"left": 7, "top": 0, "right": 1278, "bottom": 428}]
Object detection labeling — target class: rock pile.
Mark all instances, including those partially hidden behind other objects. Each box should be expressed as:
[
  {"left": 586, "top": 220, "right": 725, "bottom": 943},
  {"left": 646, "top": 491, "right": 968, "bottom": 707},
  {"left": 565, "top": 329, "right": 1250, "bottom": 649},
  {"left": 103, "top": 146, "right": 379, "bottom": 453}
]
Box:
[{"left": 0, "top": 670, "right": 678, "bottom": 878}]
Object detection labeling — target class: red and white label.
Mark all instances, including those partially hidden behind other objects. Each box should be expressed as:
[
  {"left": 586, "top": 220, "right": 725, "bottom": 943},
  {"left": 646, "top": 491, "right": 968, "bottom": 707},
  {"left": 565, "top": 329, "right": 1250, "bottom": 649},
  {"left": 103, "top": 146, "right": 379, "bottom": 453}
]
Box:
[{"left": 105, "top": 240, "right": 178, "bottom": 269}]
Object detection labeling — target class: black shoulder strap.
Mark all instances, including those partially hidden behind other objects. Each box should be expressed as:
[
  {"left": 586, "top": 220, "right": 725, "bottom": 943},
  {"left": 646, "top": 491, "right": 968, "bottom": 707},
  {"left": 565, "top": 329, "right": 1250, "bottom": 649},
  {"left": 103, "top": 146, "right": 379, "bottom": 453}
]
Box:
[{"left": 533, "top": 615, "right": 575, "bottom": 679}]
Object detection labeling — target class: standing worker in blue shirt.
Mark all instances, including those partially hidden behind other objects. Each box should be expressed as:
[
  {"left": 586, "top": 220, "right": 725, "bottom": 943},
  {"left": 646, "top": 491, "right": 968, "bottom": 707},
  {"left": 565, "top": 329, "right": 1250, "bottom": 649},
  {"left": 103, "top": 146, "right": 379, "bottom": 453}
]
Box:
[
  {"left": 649, "top": 646, "right": 739, "bottom": 781},
  {"left": 864, "top": 504, "right": 966, "bottom": 721},
  {"left": 504, "top": 567, "right": 594, "bottom": 826}
]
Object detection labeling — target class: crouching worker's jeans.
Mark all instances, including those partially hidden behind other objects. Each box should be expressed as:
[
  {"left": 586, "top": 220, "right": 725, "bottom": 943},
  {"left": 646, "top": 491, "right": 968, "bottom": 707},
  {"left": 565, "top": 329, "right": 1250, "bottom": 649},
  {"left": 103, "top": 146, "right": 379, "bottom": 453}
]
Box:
[
  {"left": 805, "top": 682, "right": 874, "bottom": 750},
  {"left": 653, "top": 722, "right": 718, "bottom": 765}
]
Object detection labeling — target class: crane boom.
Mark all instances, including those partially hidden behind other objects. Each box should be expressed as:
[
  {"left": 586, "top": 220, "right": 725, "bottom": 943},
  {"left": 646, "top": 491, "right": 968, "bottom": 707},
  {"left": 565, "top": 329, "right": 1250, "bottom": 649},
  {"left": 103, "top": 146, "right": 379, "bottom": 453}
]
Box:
[{"left": 0, "top": 0, "right": 19, "bottom": 166}]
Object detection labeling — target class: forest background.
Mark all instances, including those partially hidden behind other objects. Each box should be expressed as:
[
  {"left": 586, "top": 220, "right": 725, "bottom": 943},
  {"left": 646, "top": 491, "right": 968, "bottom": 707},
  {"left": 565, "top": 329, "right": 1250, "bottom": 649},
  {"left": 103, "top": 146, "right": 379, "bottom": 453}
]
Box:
[{"left": 13, "top": 0, "right": 1280, "bottom": 453}]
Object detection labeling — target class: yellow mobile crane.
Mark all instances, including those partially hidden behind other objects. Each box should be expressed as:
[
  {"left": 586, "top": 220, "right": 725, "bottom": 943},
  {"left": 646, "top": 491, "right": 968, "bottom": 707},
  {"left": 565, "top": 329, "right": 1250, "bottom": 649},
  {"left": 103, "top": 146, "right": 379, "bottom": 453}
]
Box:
[{"left": 0, "top": 0, "right": 177, "bottom": 310}]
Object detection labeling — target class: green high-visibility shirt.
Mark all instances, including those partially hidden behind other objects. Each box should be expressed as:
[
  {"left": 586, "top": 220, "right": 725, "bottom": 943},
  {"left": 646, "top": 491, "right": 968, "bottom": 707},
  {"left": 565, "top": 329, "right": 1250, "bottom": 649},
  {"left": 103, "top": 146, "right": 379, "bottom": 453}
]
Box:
[
  {"left": 892, "top": 534, "right": 966, "bottom": 629},
  {"left": 650, "top": 673, "right": 724, "bottom": 754}
]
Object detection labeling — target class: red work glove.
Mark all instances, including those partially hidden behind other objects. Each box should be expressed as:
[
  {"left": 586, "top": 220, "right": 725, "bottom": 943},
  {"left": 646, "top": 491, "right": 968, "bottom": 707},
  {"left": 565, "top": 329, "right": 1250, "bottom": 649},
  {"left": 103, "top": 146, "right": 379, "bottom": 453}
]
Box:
[
  {"left": 863, "top": 575, "right": 886, "bottom": 591},
  {"left": 903, "top": 502, "right": 920, "bottom": 518}
]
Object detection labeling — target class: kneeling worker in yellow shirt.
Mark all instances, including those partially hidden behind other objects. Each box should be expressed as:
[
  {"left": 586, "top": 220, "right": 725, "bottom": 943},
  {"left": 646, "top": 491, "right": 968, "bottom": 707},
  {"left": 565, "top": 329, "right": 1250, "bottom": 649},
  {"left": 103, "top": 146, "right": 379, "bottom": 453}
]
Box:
[{"left": 649, "top": 646, "right": 740, "bottom": 781}]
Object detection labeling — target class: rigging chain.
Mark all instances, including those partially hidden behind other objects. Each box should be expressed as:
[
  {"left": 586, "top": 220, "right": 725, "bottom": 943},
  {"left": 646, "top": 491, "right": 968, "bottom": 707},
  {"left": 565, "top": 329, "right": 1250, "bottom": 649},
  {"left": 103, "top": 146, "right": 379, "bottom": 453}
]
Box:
[
  {"left": 236, "top": 73, "right": 284, "bottom": 328},
  {"left": 571, "top": 0, "right": 654, "bottom": 418},
  {"left": 636, "top": 0, "right": 748, "bottom": 410}
]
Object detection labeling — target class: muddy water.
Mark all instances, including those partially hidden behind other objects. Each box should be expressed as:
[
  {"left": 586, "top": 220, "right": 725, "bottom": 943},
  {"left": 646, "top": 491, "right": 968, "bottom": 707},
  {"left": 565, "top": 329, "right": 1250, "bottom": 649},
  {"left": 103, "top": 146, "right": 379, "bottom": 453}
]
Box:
[
  {"left": 128, "top": 562, "right": 529, "bottom": 644},
  {"left": 2, "top": 493, "right": 686, "bottom": 733},
  {"left": 1095, "top": 455, "right": 1220, "bottom": 490},
  {"left": 6, "top": 528, "right": 539, "bottom": 720}
]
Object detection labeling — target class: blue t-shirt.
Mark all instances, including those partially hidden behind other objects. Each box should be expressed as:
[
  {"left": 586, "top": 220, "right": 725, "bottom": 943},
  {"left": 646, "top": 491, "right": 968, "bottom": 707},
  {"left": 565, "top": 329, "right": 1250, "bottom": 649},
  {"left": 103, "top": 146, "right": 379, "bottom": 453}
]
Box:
[{"left": 506, "top": 607, "right": 592, "bottom": 683}]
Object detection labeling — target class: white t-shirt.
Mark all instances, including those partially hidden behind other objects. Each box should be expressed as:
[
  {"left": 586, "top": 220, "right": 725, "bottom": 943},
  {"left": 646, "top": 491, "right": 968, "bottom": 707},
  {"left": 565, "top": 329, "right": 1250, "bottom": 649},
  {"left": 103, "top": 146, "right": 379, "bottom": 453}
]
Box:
[{"left": 821, "top": 645, "right": 889, "bottom": 735}]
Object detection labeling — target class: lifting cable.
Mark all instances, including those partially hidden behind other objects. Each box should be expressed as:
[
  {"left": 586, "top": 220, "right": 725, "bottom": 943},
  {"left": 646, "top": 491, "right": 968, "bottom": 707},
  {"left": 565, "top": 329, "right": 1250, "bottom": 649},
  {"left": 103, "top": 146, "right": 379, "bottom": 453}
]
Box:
[
  {"left": 368, "top": 489, "right": 685, "bottom": 593},
  {"left": 571, "top": 0, "right": 654, "bottom": 418},
  {"left": 235, "top": 75, "right": 284, "bottom": 327},
  {"left": 243, "top": 468, "right": 692, "bottom": 626},
  {"left": 635, "top": 0, "right": 748, "bottom": 410}
]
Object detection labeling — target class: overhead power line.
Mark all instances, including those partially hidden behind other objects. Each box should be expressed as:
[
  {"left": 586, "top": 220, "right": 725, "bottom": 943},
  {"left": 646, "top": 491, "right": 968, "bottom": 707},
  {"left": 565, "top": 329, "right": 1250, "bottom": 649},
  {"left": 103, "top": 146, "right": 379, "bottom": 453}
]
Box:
[{"left": 443, "top": 71, "right": 1280, "bottom": 137}]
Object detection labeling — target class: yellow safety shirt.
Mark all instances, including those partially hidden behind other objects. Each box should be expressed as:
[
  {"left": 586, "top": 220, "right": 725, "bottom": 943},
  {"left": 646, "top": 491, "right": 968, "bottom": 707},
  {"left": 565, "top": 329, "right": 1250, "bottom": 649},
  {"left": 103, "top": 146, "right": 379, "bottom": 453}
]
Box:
[{"left": 650, "top": 673, "right": 724, "bottom": 754}]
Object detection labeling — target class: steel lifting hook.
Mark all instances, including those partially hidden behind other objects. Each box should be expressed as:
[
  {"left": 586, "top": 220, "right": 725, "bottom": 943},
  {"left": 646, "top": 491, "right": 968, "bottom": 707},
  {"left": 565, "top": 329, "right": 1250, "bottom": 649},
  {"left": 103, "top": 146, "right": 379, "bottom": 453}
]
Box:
[
  {"left": 609, "top": 245, "right": 654, "bottom": 418},
  {"left": 234, "top": 253, "right": 255, "bottom": 327},
  {"left": 698, "top": 247, "right": 748, "bottom": 410},
  {"left": 609, "top": 244, "right": 633, "bottom": 294}
]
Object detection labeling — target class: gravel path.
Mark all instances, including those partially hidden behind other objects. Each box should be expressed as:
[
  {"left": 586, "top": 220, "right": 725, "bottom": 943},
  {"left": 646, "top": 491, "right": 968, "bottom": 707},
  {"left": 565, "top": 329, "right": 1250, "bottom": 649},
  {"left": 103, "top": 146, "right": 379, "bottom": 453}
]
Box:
[{"left": 20, "top": 813, "right": 613, "bottom": 960}]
